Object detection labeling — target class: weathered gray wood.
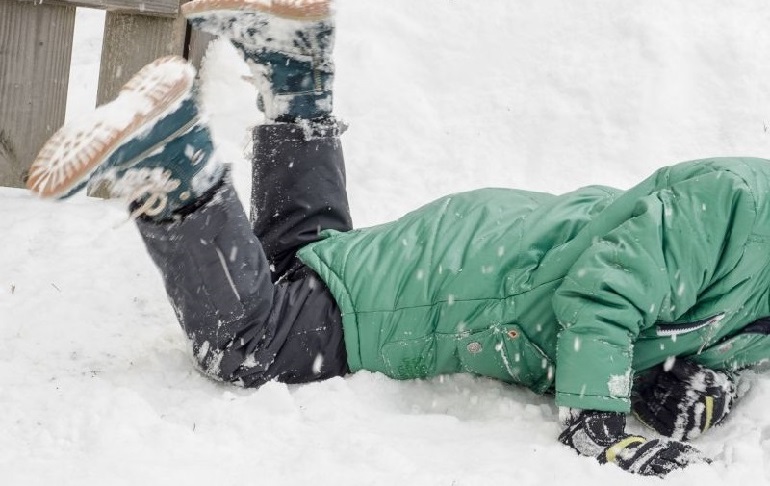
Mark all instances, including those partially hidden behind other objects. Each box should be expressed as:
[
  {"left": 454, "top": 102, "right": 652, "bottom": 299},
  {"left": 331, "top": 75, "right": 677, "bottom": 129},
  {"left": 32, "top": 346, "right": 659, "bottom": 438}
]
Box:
[
  {"left": 17, "top": 0, "right": 178, "bottom": 17},
  {"left": 96, "top": 11, "right": 188, "bottom": 105},
  {"left": 187, "top": 30, "right": 216, "bottom": 68},
  {"left": 0, "top": 1, "right": 76, "bottom": 189}
]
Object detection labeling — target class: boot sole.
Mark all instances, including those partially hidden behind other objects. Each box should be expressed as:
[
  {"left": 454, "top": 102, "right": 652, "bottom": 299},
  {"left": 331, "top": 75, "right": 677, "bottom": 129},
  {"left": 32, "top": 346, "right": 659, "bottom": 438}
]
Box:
[
  {"left": 182, "top": 0, "right": 331, "bottom": 21},
  {"left": 27, "top": 56, "right": 195, "bottom": 198}
]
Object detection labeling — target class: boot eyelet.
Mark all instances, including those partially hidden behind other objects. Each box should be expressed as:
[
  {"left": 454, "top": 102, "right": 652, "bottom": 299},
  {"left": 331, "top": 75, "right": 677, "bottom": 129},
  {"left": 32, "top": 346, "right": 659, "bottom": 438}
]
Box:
[{"left": 507, "top": 330, "right": 519, "bottom": 340}]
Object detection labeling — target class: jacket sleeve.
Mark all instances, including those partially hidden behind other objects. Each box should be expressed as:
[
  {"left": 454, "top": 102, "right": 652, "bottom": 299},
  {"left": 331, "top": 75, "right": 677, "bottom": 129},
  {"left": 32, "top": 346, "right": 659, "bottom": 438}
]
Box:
[{"left": 552, "top": 169, "right": 757, "bottom": 412}]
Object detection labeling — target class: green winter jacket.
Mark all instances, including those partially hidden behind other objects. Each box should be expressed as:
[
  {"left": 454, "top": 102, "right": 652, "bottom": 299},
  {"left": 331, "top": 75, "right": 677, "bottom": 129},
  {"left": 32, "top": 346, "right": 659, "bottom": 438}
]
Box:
[{"left": 297, "top": 158, "right": 770, "bottom": 412}]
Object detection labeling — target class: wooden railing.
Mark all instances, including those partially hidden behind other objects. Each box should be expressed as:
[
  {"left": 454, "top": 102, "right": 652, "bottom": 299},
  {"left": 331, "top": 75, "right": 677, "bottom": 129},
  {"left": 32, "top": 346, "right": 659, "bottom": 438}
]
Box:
[{"left": 0, "top": 0, "right": 212, "bottom": 189}]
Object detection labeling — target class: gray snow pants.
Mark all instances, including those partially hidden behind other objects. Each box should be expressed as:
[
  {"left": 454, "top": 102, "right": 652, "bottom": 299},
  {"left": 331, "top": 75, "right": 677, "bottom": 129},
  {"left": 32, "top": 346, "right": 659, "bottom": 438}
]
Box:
[{"left": 135, "top": 119, "right": 351, "bottom": 387}]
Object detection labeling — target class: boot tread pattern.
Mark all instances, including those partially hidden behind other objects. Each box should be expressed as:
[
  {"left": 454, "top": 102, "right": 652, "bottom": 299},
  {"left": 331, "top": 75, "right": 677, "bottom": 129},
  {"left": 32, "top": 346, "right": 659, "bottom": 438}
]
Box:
[
  {"left": 27, "top": 56, "right": 195, "bottom": 198},
  {"left": 182, "top": 0, "right": 330, "bottom": 21}
]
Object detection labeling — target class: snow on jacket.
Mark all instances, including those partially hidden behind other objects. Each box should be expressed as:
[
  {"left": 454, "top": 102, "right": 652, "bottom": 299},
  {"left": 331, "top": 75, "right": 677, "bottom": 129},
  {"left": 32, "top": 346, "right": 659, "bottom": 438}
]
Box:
[{"left": 297, "top": 157, "right": 770, "bottom": 412}]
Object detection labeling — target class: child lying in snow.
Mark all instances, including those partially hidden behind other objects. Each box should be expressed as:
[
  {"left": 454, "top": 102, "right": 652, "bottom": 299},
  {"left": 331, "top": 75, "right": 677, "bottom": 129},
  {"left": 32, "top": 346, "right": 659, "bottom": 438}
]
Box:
[{"left": 28, "top": 0, "right": 765, "bottom": 477}]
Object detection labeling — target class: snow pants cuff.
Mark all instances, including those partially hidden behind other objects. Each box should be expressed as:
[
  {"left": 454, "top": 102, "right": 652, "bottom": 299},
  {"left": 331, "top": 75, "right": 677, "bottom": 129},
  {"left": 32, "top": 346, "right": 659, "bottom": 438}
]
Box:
[
  {"left": 251, "top": 118, "right": 352, "bottom": 280},
  {"left": 135, "top": 173, "right": 276, "bottom": 381}
]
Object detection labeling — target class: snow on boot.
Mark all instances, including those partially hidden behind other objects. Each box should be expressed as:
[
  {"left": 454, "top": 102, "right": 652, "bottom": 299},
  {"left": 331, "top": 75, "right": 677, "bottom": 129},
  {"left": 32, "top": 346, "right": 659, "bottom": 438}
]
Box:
[
  {"left": 27, "top": 56, "right": 225, "bottom": 220},
  {"left": 182, "top": 0, "right": 335, "bottom": 121}
]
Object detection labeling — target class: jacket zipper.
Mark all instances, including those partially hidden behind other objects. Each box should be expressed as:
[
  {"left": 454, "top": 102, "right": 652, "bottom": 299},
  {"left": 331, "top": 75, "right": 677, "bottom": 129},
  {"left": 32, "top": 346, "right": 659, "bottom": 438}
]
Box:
[{"left": 655, "top": 313, "right": 725, "bottom": 337}]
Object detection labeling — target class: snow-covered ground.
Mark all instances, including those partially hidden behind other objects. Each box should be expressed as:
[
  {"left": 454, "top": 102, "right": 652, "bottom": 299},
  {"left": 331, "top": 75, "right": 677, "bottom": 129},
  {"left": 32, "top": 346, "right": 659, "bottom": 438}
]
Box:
[{"left": 3, "top": 1, "right": 770, "bottom": 484}]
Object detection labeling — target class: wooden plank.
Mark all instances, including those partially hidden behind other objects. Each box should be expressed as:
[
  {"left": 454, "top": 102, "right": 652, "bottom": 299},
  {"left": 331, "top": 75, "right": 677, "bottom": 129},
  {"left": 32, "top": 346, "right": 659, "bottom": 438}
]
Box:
[
  {"left": 96, "top": 4, "right": 214, "bottom": 106},
  {"left": 97, "top": 0, "right": 215, "bottom": 105},
  {"left": 16, "top": 0, "right": 178, "bottom": 17},
  {"left": 96, "top": 10, "right": 187, "bottom": 105},
  {"left": 0, "top": 1, "right": 75, "bottom": 189}
]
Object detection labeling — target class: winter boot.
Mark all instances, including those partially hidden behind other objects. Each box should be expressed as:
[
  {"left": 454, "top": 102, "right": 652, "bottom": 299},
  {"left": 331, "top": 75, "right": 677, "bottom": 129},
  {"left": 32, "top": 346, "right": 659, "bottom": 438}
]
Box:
[
  {"left": 182, "top": 0, "right": 335, "bottom": 122},
  {"left": 27, "top": 56, "right": 225, "bottom": 220}
]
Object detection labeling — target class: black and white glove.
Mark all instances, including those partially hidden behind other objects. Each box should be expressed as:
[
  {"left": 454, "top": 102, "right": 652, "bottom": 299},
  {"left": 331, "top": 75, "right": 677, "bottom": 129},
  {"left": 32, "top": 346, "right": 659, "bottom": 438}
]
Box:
[
  {"left": 559, "top": 409, "right": 709, "bottom": 477},
  {"left": 631, "top": 359, "right": 737, "bottom": 441}
]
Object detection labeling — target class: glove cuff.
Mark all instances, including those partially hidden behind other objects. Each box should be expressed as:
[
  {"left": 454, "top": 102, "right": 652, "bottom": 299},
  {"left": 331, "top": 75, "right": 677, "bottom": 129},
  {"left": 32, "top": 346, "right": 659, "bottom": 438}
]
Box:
[{"left": 559, "top": 409, "right": 629, "bottom": 458}]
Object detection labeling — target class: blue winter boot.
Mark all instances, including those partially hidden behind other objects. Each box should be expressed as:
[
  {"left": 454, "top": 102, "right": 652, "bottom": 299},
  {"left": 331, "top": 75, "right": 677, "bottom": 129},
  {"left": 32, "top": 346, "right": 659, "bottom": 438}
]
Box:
[
  {"left": 182, "top": 0, "right": 335, "bottom": 122},
  {"left": 27, "top": 56, "right": 225, "bottom": 220}
]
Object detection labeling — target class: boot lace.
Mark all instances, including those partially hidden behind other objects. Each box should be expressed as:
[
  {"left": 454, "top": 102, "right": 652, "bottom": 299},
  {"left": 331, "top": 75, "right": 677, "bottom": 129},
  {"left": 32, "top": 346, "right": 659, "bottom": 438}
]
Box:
[{"left": 102, "top": 167, "right": 181, "bottom": 219}]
